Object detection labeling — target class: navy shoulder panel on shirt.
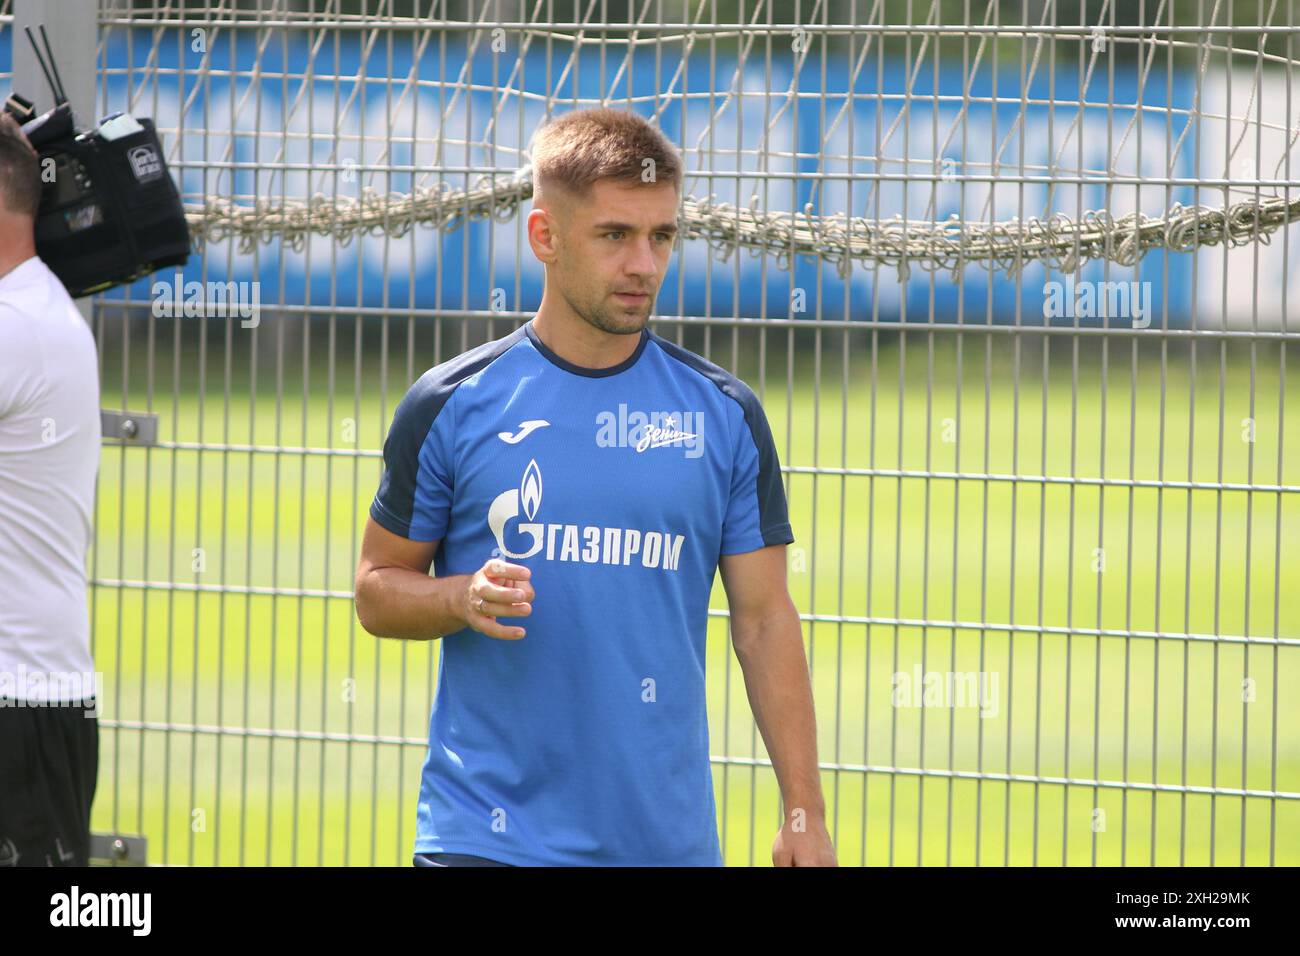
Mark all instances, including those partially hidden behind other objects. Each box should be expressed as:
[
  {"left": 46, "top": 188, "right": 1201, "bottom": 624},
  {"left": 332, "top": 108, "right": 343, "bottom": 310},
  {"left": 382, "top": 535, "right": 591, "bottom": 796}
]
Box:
[
  {"left": 373, "top": 325, "right": 527, "bottom": 537},
  {"left": 648, "top": 330, "right": 792, "bottom": 546}
]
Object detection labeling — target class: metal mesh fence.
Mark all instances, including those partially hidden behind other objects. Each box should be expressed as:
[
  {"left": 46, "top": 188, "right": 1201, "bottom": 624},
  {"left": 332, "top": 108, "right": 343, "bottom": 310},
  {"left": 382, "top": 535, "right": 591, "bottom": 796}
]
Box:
[{"left": 2, "top": 0, "right": 1295, "bottom": 865}]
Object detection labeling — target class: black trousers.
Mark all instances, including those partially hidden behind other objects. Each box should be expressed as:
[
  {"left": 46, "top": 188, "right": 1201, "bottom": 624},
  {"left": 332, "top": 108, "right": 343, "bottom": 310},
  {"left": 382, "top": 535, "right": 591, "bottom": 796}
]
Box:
[{"left": 0, "top": 699, "right": 98, "bottom": 867}]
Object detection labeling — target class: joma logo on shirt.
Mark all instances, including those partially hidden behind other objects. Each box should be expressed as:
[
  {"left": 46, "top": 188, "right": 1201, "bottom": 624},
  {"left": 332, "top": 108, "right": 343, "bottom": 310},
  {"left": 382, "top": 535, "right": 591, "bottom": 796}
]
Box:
[{"left": 487, "top": 459, "right": 685, "bottom": 570}]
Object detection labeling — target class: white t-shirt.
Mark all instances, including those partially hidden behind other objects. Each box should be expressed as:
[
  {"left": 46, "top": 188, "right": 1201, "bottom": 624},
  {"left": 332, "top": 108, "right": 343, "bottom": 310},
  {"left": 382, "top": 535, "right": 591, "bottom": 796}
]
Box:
[{"left": 0, "top": 256, "right": 100, "bottom": 702}]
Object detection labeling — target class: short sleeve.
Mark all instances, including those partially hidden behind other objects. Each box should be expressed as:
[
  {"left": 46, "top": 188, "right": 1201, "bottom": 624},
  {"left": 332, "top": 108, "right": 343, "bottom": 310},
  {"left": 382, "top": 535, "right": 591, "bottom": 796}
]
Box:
[
  {"left": 369, "top": 377, "right": 454, "bottom": 542},
  {"left": 719, "top": 386, "right": 794, "bottom": 555}
]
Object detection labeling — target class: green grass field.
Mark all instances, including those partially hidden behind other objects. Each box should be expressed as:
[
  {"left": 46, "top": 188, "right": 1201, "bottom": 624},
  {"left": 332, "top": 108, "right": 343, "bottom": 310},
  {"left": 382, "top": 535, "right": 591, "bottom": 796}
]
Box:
[{"left": 86, "top": 318, "right": 1300, "bottom": 865}]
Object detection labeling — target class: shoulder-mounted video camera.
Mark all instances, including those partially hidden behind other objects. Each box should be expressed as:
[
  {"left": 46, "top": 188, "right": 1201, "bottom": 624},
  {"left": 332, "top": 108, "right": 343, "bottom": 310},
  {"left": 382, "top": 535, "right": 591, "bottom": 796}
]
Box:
[{"left": 3, "top": 26, "right": 190, "bottom": 298}]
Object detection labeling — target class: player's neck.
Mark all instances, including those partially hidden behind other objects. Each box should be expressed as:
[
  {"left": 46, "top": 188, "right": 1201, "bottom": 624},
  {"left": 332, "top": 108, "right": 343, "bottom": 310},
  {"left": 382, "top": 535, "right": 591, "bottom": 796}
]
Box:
[
  {"left": 0, "top": 225, "right": 36, "bottom": 282},
  {"left": 531, "top": 302, "right": 644, "bottom": 371}
]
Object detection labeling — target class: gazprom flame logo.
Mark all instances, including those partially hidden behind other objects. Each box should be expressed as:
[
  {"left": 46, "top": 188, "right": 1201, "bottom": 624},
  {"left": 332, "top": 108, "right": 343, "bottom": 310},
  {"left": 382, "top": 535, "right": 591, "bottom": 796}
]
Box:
[
  {"left": 488, "top": 458, "right": 544, "bottom": 558},
  {"left": 521, "top": 459, "right": 542, "bottom": 519}
]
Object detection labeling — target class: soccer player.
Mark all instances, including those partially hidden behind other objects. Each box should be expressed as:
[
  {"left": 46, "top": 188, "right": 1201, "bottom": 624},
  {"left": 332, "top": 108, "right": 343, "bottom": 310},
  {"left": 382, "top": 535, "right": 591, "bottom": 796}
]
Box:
[
  {"left": 0, "top": 113, "right": 102, "bottom": 867},
  {"left": 354, "top": 107, "right": 835, "bottom": 867}
]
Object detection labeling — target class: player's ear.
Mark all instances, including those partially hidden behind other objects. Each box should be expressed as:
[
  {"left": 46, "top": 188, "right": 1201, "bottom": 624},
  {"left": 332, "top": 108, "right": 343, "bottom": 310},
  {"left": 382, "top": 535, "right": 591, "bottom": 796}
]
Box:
[{"left": 526, "top": 206, "right": 560, "bottom": 263}]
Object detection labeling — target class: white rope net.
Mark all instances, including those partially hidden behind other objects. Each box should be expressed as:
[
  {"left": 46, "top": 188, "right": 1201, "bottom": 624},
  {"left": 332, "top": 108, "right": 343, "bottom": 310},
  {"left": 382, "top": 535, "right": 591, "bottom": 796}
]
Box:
[{"left": 104, "top": 0, "right": 1300, "bottom": 279}]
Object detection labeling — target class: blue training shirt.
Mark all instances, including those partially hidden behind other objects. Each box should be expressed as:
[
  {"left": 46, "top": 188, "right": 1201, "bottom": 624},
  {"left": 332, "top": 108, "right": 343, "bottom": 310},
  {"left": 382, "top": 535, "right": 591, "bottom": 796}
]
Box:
[{"left": 369, "top": 317, "right": 794, "bottom": 866}]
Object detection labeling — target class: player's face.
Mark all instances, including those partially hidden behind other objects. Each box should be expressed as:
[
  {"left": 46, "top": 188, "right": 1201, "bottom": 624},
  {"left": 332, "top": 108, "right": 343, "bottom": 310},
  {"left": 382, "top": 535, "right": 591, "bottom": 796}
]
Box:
[{"left": 555, "top": 178, "right": 678, "bottom": 335}]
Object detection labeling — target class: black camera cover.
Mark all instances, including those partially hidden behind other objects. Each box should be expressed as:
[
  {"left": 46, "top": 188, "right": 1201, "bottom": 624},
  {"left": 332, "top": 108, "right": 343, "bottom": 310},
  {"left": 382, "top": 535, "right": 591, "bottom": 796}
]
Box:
[{"left": 33, "top": 118, "right": 191, "bottom": 299}]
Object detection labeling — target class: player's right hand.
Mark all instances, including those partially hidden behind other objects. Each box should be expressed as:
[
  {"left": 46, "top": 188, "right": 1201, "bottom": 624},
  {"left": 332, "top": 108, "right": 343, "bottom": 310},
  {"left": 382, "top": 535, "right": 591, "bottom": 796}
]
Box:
[{"left": 463, "top": 558, "right": 534, "bottom": 640}]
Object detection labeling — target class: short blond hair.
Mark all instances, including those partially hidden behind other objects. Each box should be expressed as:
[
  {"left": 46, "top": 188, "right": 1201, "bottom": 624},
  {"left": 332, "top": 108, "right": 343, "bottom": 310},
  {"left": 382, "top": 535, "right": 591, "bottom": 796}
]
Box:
[{"left": 528, "top": 107, "right": 683, "bottom": 202}]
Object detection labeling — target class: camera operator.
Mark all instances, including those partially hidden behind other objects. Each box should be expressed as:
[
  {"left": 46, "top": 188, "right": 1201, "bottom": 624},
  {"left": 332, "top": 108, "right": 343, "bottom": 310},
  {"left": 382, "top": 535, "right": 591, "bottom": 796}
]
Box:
[{"left": 0, "top": 112, "right": 101, "bottom": 867}]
